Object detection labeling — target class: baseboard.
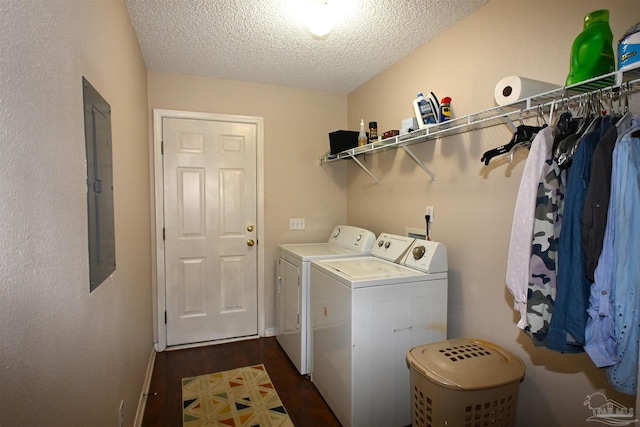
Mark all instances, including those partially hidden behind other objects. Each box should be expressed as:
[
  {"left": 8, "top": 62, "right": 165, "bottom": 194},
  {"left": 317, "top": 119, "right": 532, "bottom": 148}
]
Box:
[
  {"left": 264, "top": 327, "right": 278, "bottom": 337},
  {"left": 134, "top": 345, "right": 157, "bottom": 427}
]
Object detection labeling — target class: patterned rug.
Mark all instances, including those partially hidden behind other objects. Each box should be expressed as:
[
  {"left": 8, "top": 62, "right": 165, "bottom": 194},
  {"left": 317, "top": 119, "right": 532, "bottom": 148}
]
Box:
[{"left": 182, "top": 364, "right": 294, "bottom": 427}]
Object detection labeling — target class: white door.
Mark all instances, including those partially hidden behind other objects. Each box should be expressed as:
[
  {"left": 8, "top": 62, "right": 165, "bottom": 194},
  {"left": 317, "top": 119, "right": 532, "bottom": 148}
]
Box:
[{"left": 162, "top": 116, "right": 258, "bottom": 346}]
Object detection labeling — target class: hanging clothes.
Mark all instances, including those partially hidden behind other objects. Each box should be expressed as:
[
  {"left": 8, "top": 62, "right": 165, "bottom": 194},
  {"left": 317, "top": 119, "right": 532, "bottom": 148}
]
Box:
[
  {"left": 584, "top": 116, "right": 640, "bottom": 369},
  {"left": 506, "top": 126, "right": 555, "bottom": 330},
  {"left": 605, "top": 124, "right": 640, "bottom": 395},
  {"left": 501, "top": 84, "right": 640, "bottom": 392},
  {"left": 547, "top": 116, "right": 611, "bottom": 353},
  {"left": 583, "top": 114, "right": 635, "bottom": 281},
  {"left": 525, "top": 148, "right": 566, "bottom": 347}
]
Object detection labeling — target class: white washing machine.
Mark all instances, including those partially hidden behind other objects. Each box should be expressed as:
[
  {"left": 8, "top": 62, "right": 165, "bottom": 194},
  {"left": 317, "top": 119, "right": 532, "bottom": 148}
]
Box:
[
  {"left": 277, "top": 225, "right": 376, "bottom": 375},
  {"left": 310, "top": 233, "right": 448, "bottom": 427}
]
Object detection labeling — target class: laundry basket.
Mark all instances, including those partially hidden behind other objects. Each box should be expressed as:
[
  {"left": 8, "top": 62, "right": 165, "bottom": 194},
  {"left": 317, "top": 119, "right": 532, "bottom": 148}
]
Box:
[{"left": 406, "top": 338, "right": 525, "bottom": 427}]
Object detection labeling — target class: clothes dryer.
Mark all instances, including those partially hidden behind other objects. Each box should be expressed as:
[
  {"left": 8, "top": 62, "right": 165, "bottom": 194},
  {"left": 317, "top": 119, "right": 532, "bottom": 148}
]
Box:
[
  {"left": 310, "top": 233, "right": 448, "bottom": 427},
  {"left": 277, "top": 225, "right": 376, "bottom": 375}
]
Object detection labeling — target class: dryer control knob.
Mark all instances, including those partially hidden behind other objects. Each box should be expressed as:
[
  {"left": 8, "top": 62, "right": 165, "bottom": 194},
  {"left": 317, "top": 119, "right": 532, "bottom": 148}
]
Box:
[
  {"left": 413, "top": 246, "right": 425, "bottom": 260},
  {"left": 384, "top": 241, "right": 391, "bottom": 249},
  {"left": 378, "top": 240, "right": 384, "bottom": 247}
]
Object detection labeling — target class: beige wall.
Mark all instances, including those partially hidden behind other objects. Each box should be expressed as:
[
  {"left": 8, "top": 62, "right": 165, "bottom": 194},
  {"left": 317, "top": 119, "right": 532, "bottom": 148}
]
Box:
[
  {"left": 347, "top": 0, "right": 639, "bottom": 425},
  {"left": 147, "top": 72, "right": 348, "bottom": 332},
  {"left": 3, "top": 0, "right": 637, "bottom": 425},
  {"left": 0, "top": 1, "right": 152, "bottom": 426}
]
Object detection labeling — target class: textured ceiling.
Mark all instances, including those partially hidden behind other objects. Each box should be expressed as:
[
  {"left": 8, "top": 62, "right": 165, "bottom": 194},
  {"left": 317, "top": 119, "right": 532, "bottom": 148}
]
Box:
[{"left": 126, "top": 0, "right": 490, "bottom": 94}]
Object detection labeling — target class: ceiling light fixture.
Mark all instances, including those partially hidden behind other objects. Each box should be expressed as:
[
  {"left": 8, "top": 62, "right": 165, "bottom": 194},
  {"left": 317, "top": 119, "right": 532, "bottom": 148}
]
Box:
[{"left": 305, "top": 0, "right": 335, "bottom": 37}]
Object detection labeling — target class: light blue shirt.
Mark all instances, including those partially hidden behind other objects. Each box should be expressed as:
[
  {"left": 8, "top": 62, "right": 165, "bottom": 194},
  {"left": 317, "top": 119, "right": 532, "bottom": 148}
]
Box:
[
  {"left": 606, "top": 124, "right": 640, "bottom": 395},
  {"left": 584, "top": 116, "right": 639, "bottom": 369}
]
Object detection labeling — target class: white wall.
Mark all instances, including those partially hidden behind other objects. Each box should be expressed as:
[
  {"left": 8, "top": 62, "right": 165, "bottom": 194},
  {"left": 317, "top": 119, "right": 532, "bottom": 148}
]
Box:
[
  {"left": 0, "top": 1, "right": 152, "bottom": 425},
  {"left": 346, "top": 1, "right": 639, "bottom": 426}
]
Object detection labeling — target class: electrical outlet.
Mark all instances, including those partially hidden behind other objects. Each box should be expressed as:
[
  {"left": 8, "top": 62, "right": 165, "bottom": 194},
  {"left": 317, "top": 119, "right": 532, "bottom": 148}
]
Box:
[
  {"left": 426, "top": 205, "right": 434, "bottom": 223},
  {"left": 289, "top": 218, "right": 306, "bottom": 230},
  {"left": 119, "top": 400, "right": 124, "bottom": 427}
]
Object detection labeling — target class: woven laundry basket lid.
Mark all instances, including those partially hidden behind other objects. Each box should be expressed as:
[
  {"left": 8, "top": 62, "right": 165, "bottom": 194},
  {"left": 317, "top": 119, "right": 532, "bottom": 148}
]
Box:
[{"left": 407, "top": 338, "right": 525, "bottom": 391}]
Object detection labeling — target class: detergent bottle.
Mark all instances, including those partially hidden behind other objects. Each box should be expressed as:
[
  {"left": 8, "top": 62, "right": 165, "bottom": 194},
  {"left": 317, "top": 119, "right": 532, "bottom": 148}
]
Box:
[
  {"left": 413, "top": 92, "right": 439, "bottom": 129},
  {"left": 619, "top": 21, "right": 640, "bottom": 70},
  {"left": 565, "top": 9, "right": 615, "bottom": 86}
]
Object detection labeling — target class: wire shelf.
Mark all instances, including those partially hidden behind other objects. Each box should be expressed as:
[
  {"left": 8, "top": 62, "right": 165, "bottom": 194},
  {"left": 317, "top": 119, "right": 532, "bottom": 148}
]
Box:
[{"left": 320, "top": 65, "right": 640, "bottom": 170}]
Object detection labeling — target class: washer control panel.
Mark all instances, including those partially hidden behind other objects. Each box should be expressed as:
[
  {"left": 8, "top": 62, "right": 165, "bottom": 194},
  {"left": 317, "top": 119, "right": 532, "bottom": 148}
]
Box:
[
  {"left": 328, "top": 225, "right": 376, "bottom": 253},
  {"left": 403, "top": 239, "right": 448, "bottom": 273},
  {"left": 371, "top": 233, "right": 415, "bottom": 262}
]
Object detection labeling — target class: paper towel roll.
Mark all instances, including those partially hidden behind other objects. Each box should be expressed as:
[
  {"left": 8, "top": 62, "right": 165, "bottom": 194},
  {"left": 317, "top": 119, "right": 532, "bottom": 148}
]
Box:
[{"left": 494, "top": 76, "right": 560, "bottom": 106}]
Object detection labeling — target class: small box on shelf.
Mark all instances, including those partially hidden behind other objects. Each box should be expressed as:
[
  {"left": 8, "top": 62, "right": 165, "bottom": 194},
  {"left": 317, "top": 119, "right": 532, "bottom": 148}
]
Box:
[{"left": 329, "top": 130, "right": 359, "bottom": 155}]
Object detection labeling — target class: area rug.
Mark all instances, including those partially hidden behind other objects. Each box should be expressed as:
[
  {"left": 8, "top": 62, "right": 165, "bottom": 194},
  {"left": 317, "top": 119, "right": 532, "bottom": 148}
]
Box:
[{"left": 182, "top": 364, "right": 294, "bottom": 427}]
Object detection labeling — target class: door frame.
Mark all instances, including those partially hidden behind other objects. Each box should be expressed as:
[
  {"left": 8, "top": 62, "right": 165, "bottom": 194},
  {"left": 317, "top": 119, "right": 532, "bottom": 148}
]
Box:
[{"left": 151, "top": 109, "right": 265, "bottom": 351}]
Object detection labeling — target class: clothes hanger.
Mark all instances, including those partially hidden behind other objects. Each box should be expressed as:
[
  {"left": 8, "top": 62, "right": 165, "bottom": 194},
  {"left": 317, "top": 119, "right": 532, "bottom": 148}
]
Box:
[
  {"left": 554, "top": 93, "right": 602, "bottom": 168},
  {"left": 504, "top": 105, "right": 550, "bottom": 162},
  {"left": 480, "top": 121, "right": 547, "bottom": 165},
  {"left": 551, "top": 95, "right": 593, "bottom": 164},
  {"left": 506, "top": 105, "right": 551, "bottom": 162},
  {"left": 623, "top": 83, "right": 640, "bottom": 137},
  {"left": 617, "top": 82, "right": 634, "bottom": 130},
  {"left": 552, "top": 97, "right": 575, "bottom": 147},
  {"left": 557, "top": 115, "right": 602, "bottom": 168}
]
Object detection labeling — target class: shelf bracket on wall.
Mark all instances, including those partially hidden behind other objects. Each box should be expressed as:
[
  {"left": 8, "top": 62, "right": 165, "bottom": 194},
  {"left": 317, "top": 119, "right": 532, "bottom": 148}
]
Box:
[
  {"left": 347, "top": 153, "right": 381, "bottom": 184},
  {"left": 400, "top": 145, "right": 437, "bottom": 183},
  {"left": 499, "top": 107, "right": 518, "bottom": 133}
]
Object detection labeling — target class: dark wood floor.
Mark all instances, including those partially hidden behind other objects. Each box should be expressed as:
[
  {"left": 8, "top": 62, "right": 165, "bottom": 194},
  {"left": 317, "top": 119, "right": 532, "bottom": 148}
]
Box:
[{"left": 141, "top": 336, "right": 342, "bottom": 426}]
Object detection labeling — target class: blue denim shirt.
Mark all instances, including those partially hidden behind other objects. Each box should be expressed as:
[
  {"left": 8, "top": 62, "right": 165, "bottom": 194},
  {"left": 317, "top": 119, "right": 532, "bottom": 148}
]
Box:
[{"left": 548, "top": 117, "right": 612, "bottom": 353}]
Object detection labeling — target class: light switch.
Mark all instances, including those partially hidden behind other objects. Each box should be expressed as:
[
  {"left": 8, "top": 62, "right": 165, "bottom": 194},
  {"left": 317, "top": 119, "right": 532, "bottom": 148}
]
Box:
[{"left": 289, "top": 218, "right": 306, "bottom": 230}]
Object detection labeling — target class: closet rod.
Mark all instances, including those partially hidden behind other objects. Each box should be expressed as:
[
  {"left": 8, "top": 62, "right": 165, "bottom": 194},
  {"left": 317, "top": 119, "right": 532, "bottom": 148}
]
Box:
[{"left": 530, "top": 80, "right": 638, "bottom": 121}]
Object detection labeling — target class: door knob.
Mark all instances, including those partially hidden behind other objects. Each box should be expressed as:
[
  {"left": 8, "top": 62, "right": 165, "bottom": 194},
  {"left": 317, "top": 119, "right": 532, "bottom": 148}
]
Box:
[
  {"left": 247, "top": 225, "right": 254, "bottom": 232},
  {"left": 247, "top": 239, "right": 255, "bottom": 247}
]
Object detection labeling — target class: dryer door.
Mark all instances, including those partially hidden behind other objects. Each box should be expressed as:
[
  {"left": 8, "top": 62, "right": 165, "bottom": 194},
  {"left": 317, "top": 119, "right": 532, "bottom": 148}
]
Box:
[
  {"left": 277, "top": 256, "right": 304, "bottom": 373},
  {"left": 278, "top": 257, "right": 300, "bottom": 333}
]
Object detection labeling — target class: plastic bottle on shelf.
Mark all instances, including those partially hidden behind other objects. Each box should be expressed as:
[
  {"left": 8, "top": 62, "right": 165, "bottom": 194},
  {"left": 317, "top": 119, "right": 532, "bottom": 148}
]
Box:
[
  {"left": 565, "top": 9, "right": 615, "bottom": 85},
  {"left": 413, "top": 92, "right": 439, "bottom": 129},
  {"left": 619, "top": 21, "right": 640, "bottom": 70},
  {"left": 439, "top": 97, "right": 452, "bottom": 122},
  {"left": 358, "top": 119, "right": 367, "bottom": 147}
]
